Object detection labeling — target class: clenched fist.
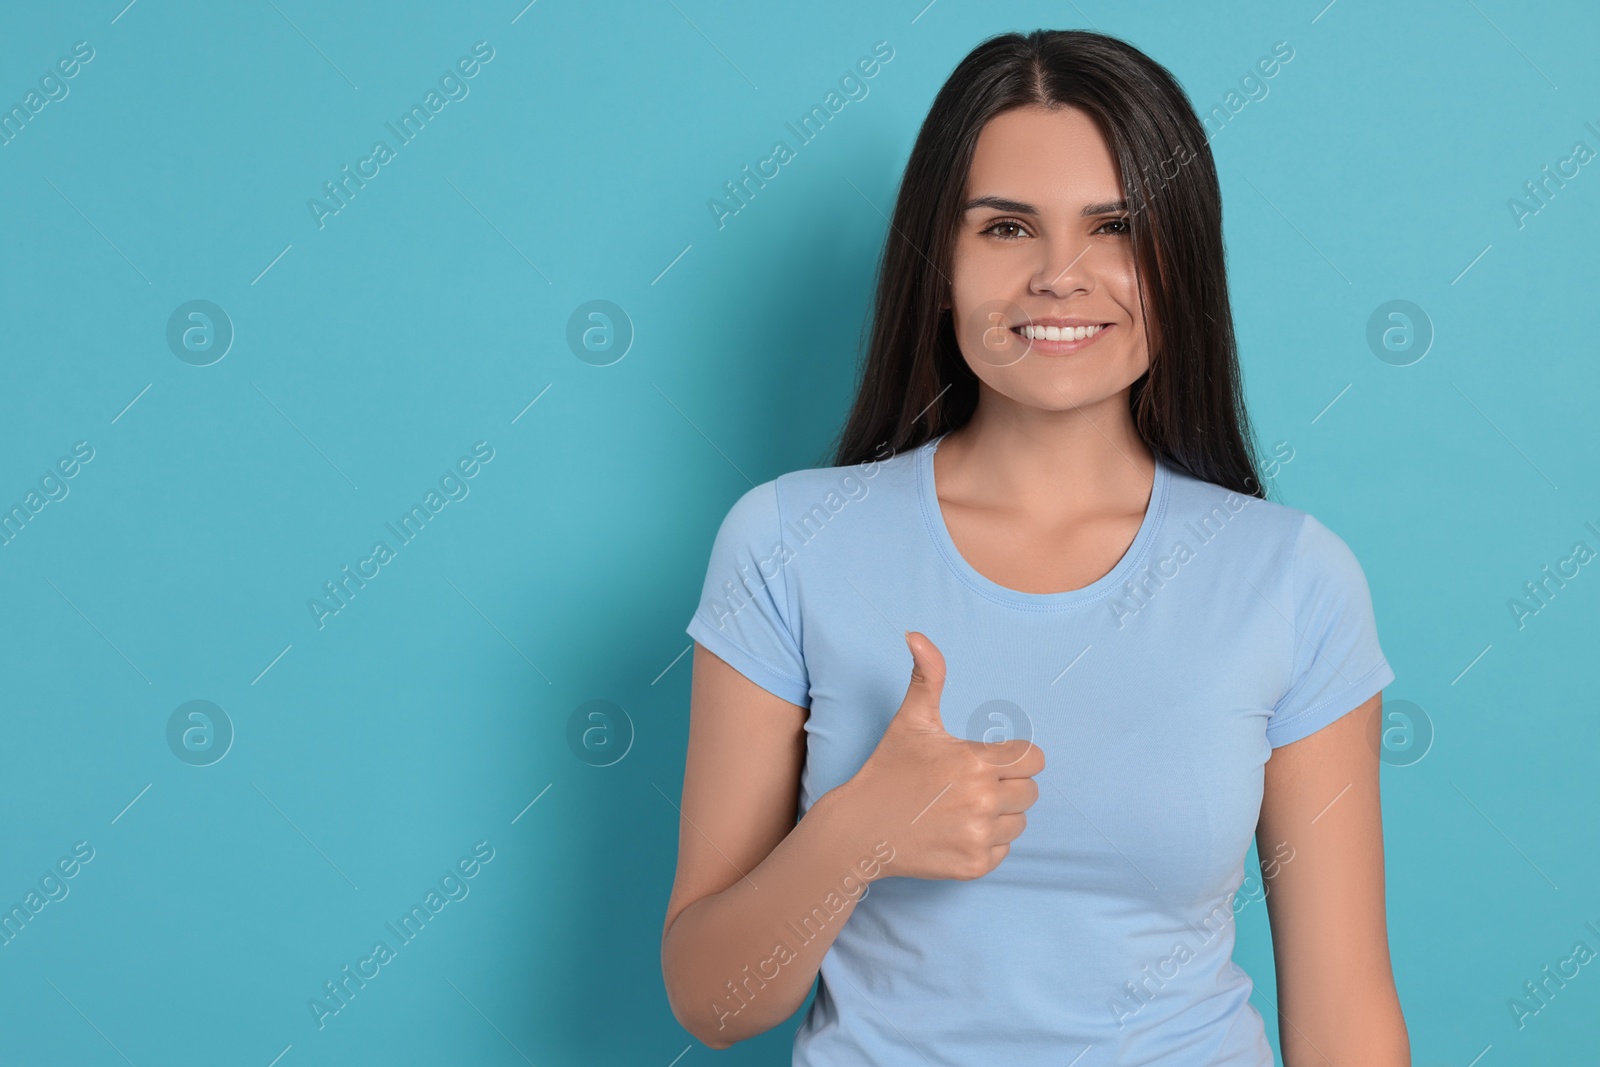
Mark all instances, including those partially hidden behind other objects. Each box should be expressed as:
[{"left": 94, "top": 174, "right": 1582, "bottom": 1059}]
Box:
[{"left": 839, "top": 631, "right": 1045, "bottom": 882}]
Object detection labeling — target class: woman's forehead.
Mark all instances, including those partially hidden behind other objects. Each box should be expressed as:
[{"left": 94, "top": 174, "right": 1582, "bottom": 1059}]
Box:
[{"left": 966, "top": 106, "right": 1123, "bottom": 210}]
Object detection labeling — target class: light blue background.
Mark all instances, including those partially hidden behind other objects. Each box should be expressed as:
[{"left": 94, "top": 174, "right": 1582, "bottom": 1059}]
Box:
[{"left": 2, "top": 1, "right": 1596, "bottom": 1063}]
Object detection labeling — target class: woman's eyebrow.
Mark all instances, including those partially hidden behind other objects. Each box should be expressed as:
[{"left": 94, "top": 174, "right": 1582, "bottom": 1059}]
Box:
[{"left": 961, "top": 195, "right": 1128, "bottom": 217}]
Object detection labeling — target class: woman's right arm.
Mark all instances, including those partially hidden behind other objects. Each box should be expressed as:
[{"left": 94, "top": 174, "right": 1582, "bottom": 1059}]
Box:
[
  {"left": 661, "top": 632, "right": 1045, "bottom": 1049},
  {"left": 660, "top": 642, "right": 883, "bottom": 1049}
]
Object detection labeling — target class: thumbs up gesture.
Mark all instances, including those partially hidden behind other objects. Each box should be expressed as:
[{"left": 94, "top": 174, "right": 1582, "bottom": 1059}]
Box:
[{"left": 839, "top": 631, "right": 1045, "bottom": 882}]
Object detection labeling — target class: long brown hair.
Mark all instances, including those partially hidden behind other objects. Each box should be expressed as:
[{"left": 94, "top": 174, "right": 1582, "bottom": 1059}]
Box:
[{"left": 825, "top": 29, "right": 1265, "bottom": 498}]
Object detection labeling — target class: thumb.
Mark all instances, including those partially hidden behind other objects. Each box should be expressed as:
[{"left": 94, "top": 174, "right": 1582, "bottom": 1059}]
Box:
[{"left": 896, "top": 631, "right": 948, "bottom": 730}]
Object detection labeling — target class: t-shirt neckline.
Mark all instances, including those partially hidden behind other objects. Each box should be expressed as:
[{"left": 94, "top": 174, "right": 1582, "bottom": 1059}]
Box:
[{"left": 915, "top": 432, "right": 1171, "bottom": 611}]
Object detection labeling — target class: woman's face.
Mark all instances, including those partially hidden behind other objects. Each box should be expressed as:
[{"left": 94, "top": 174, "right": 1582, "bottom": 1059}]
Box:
[{"left": 948, "top": 104, "right": 1153, "bottom": 416}]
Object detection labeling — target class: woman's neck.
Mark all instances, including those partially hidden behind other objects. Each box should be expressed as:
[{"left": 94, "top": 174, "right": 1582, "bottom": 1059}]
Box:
[{"left": 936, "top": 395, "right": 1155, "bottom": 524}]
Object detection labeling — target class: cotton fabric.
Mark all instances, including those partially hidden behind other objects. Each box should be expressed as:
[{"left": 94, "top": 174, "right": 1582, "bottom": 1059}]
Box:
[{"left": 685, "top": 432, "right": 1395, "bottom": 1066}]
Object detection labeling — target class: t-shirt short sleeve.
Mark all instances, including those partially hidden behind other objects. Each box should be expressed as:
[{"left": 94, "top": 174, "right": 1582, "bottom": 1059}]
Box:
[
  {"left": 685, "top": 480, "right": 812, "bottom": 709},
  {"left": 1266, "top": 513, "right": 1395, "bottom": 748}
]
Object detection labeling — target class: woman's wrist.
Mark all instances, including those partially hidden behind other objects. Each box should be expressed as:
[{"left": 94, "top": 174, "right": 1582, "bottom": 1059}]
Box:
[{"left": 812, "top": 777, "right": 894, "bottom": 884}]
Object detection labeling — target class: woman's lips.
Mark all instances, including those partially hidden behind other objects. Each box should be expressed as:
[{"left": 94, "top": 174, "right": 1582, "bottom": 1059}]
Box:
[{"left": 1011, "top": 322, "right": 1114, "bottom": 354}]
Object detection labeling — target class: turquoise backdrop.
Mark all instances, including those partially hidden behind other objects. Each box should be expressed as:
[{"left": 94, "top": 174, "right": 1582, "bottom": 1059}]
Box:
[{"left": 2, "top": 0, "right": 1597, "bottom": 1063}]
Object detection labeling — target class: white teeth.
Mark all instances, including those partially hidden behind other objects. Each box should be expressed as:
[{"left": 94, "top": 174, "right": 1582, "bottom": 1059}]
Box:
[{"left": 1021, "top": 323, "right": 1103, "bottom": 341}]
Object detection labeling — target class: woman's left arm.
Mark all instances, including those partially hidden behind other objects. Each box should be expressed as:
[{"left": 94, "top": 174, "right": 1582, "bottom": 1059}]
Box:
[{"left": 1254, "top": 691, "right": 1411, "bottom": 1066}]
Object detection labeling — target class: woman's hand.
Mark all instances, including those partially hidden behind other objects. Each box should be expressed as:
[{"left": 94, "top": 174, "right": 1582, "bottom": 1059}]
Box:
[{"left": 836, "top": 631, "right": 1045, "bottom": 882}]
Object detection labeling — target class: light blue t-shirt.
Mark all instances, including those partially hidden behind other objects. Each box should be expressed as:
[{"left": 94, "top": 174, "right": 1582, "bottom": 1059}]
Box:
[{"left": 685, "top": 431, "right": 1395, "bottom": 1066}]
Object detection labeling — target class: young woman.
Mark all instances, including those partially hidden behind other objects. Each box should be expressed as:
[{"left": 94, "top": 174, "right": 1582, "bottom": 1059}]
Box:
[{"left": 663, "top": 29, "right": 1409, "bottom": 1066}]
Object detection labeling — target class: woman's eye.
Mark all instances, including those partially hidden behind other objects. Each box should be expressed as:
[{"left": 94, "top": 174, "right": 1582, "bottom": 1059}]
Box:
[
  {"left": 982, "top": 220, "right": 1027, "bottom": 240},
  {"left": 981, "top": 217, "right": 1129, "bottom": 240}
]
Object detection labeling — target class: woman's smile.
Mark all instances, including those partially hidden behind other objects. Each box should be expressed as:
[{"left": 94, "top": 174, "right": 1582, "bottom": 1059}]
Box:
[{"left": 1010, "top": 320, "right": 1114, "bottom": 354}]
